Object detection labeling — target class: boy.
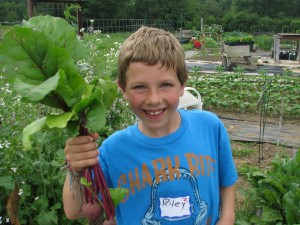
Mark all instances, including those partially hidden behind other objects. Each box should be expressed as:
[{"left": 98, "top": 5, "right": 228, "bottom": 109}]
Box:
[{"left": 63, "top": 26, "right": 238, "bottom": 225}]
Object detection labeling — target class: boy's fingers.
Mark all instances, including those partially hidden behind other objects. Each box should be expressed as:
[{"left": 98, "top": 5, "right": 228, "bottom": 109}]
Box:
[
  {"left": 65, "top": 147, "right": 99, "bottom": 161},
  {"left": 66, "top": 135, "right": 94, "bottom": 145},
  {"left": 64, "top": 133, "right": 100, "bottom": 170},
  {"left": 66, "top": 140, "right": 98, "bottom": 152},
  {"left": 89, "top": 133, "right": 99, "bottom": 141},
  {"left": 69, "top": 157, "right": 99, "bottom": 170}
]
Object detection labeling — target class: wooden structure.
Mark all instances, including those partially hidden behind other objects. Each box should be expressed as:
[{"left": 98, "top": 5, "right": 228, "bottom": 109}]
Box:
[
  {"left": 26, "top": 0, "right": 84, "bottom": 37},
  {"left": 222, "top": 43, "right": 257, "bottom": 71},
  {"left": 273, "top": 33, "right": 300, "bottom": 63}
]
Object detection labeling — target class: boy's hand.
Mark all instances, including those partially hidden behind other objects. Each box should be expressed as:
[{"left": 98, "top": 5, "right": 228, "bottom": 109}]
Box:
[{"left": 64, "top": 133, "right": 99, "bottom": 171}]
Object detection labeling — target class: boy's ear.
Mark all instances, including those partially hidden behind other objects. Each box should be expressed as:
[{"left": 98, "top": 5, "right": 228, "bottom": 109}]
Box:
[
  {"left": 179, "top": 83, "right": 186, "bottom": 97},
  {"left": 116, "top": 79, "right": 128, "bottom": 99}
]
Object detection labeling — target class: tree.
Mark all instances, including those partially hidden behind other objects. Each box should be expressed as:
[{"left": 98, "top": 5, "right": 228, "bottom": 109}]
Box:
[{"left": 0, "top": 0, "right": 27, "bottom": 22}]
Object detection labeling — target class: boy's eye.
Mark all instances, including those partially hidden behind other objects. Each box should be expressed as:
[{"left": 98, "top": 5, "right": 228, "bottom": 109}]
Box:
[
  {"left": 133, "top": 85, "right": 146, "bottom": 90},
  {"left": 161, "top": 83, "right": 172, "bottom": 88}
]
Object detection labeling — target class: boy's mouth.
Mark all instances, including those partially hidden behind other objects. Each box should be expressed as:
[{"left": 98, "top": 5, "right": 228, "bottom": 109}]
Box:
[{"left": 145, "top": 109, "right": 164, "bottom": 116}]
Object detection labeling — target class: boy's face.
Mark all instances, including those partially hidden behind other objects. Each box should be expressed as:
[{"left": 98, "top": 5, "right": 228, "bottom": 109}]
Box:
[{"left": 118, "top": 62, "right": 185, "bottom": 137}]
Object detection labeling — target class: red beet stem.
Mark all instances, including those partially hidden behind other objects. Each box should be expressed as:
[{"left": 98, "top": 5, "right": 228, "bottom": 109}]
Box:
[
  {"left": 79, "top": 112, "right": 115, "bottom": 219},
  {"left": 93, "top": 164, "right": 115, "bottom": 219}
]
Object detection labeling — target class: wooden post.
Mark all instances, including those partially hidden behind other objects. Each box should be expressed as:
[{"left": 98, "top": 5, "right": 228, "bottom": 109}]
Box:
[
  {"left": 27, "top": 0, "right": 34, "bottom": 18},
  {"left": 277, "top": 99, "right": 284, "bottom": 146},
  {"left": 77, "top": 5, "right": 83, "bottom": 37},
  {"left": 297, "top": 40, "right": 300, "bottom": 63},
  {"left": 273, "top": 35, "right": 280, "bottom": 63}
]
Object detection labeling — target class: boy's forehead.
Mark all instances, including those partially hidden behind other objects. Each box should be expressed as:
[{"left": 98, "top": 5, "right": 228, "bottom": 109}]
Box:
[{"left": 127, "top": 62, "right": 173, "bottom": 72}]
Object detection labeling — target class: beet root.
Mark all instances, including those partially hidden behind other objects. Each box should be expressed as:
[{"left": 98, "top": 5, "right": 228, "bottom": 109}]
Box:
[
  {"left": 81, "top": 202, "right": 102, "bottom": 221},
  {"left": 103, "top": 218, "right": 117, "bottom": 225}
]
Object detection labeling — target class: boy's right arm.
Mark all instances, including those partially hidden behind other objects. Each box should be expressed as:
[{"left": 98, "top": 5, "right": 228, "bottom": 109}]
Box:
[{"left": 63, "top": 134, "right": 100, "bottom": 220}]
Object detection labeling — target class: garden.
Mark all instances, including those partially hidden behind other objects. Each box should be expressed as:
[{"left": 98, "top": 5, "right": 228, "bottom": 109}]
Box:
[{"left": 0, "top": 17, "right": 299, "bottom": 225}]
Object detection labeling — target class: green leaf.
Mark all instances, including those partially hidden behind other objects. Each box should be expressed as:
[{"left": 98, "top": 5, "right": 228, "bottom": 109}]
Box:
[
  {"left": 0, "top": 176, "right": 14, "bottom": 191},
  {"left": 98, "top": 79, "right": 118, "bottom": 107},
  {"left": 73, "top": 84, "right": 102, "bottom": 114},
  {"left": 86, "top": 102, "right": 106, "bottom": 131},
  {"left": 33, "top": 196, "right": 49, "bottom": 211},
  {"left": 46, "top": 112, "right": 74, "bottom": 129},
  {"left": 36, "top": 210, "right": 58, "bottom": 225},
  {"left": 283, "top": 190, "right": 300, "bottom": 224},
  {"left": 109, "top": 188, "right": 129, "bottom": 207},
  {"left": 0, "top": 27, "right": 87, "bottom": 109},
  {"left": 23, "top": 15, "right": 89, "bottom": 63},
  {"left": 80, "top": 177, "right": 92, "bottom": 187},
  {"left": 22, "top": 117, "right": 47, "bottom": 150},
  {"left": 0, "top": 27, "right": 55, "bottom": 82},
  {"left": 261, "top": 206, "right": 281, "bottom": 222},
  {"left": 14, "top": 71, "right": 60, "bottom": 102}
]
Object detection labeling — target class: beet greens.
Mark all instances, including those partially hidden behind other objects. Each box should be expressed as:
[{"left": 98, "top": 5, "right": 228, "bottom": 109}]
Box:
[{"left": 0, "top": 15, "right": 124, "bottom": 221}]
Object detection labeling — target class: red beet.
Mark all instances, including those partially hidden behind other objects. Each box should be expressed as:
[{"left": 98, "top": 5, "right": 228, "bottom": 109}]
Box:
[
  {"left": 81, "top": 202, "right": 102, "bottom": 221},
  {"left": 103, "top": 218, "right": 117, "bottom": 225}
]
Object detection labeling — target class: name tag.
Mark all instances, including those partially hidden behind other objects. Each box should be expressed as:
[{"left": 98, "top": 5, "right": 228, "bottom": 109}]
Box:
[{"left": 159, "top": 196, "right": 191, "bottom": 220}]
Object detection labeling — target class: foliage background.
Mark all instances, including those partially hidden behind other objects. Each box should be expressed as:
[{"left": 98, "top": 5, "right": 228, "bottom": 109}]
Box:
[{"left": 1, "top": 0, "right": 300, "bottom": 32}]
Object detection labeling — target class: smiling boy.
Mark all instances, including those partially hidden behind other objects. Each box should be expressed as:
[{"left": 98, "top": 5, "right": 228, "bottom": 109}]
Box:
[{"left": 63, "top": 26, "right": 238, "bottom": 225}]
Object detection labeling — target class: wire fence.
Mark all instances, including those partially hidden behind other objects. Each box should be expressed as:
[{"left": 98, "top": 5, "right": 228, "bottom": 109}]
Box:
[
  {"left": 83, "top": 19, "right": 173, "bottom": 33},
  {"left": 1, "top": 19, "right": 300, "bottom": 36}
]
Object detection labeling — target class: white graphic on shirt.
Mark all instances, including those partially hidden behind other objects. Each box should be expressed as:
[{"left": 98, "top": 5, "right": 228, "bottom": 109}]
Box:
[
  {"left": 160, "top": 196, "right": 191, "bottom": 219},
  {"left": 141, "top": 168, "right": 207, "bottom": 225}
]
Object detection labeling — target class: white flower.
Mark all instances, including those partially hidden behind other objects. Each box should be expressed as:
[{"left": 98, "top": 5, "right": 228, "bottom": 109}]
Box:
[
  {"left": 10, "top": 167, "right": 17, "bottom": 173},
  {"left": 35, "top": 196, "right": 39, "bottom": 200},
  {"left": 18, "top": 189, "right": 23, "bottom": 196}
]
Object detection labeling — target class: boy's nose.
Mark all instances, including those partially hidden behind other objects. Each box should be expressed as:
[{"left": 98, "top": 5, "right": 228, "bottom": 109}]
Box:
[{"left": 146, "top": 89, "right": 162, "bottom": 105}]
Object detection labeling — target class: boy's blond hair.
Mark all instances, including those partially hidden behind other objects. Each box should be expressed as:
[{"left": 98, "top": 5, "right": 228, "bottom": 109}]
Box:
[{"left": 118, "top": 26, "right": 188, "bottom": 89}]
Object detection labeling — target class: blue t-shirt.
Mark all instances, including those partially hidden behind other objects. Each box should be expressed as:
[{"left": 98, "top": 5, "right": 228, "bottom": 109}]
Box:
[{"left": 99, "top": 109, "right": 238, "bottom": 225}]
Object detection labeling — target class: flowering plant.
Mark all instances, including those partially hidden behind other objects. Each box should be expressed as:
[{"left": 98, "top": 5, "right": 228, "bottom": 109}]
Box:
[{"left": 193, "top": 40, "right": 202, "bottom": 49}]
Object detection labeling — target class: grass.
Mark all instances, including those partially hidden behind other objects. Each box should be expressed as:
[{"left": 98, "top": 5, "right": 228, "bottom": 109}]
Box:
[{"left": 232, "top": 148, "right": 255, "bottom": 158}]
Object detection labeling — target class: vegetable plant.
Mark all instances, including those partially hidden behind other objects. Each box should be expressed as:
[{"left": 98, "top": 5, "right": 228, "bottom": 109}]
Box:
[
  {"left": 0, "top": 15, "right": 125, "bottom": 223},
  {"left": 239, "top": 151, "right": 300, "bottom": 224}
]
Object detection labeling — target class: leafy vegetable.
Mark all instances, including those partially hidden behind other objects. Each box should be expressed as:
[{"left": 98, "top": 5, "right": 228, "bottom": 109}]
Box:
[
  {"left": 240, "top": 151, "right": 300, "bottom": 224},
  {"left": 0, "top": 15, "right": 120, "bottom": 221}
]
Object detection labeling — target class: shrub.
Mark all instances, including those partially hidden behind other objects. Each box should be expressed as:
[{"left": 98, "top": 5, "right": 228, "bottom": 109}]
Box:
[{"left": 254, "top": 35, "right": 273, "bottom": 50}]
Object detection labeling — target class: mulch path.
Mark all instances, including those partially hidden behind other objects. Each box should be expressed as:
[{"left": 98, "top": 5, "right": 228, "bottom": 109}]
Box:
[{"left": 212, "top": 110, "right": 300, "bottom": 149}]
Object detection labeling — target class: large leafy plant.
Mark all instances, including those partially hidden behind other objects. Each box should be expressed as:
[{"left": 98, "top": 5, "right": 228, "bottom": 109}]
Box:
[
  {"left": 240, "top": 151, "right": 300, "bottom": 225},
  {"left": 0, "top": 15, "right": 119, "bottom": 222}
]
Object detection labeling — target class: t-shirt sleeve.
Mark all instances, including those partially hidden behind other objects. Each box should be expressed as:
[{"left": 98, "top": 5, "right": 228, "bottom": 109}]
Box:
[{"left": 218, "top": 120, "right": 238, "bottom": 187}]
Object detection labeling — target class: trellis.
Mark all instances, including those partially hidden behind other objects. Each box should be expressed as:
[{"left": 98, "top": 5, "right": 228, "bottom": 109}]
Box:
[{"left": 26, "top": 0, "right": 84, "bottom": 36}]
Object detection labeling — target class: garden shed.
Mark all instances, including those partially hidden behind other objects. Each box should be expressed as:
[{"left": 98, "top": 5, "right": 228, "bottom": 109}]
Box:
[{"left": 273, "top": 33, "right": 300, "bottom": 63}]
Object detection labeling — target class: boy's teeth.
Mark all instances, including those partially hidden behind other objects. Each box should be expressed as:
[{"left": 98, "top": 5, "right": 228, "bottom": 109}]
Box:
[{"left": 147, "top": 110, "right": 162, "bottom": 115}]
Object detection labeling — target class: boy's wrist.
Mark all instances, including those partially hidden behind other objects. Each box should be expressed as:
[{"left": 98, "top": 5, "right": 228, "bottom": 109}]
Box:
[{"left": 217, "top": 213, "right": 235, "bottom": 225}]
